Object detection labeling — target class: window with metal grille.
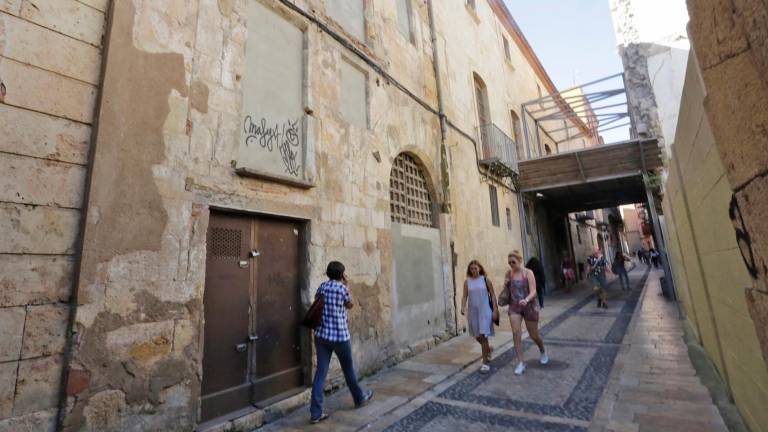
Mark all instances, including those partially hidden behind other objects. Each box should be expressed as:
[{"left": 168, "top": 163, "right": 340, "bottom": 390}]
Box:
[
  {"left": 390, "top": 153, "right": 434, "bottom": 227},
  {"left": 209, "top": 228, "right": 242, "bottom": 260},
  {"left": 506, "top": 208, "right": 512, "bottom": 230},
  {"left": 489, "top": 185, "right": 500, "bottom": 227}
]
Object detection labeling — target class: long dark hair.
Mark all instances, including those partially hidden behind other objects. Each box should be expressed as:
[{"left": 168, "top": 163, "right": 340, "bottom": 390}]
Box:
[{"left": 466, "top": 260, "right": 486, "bottom": 277}]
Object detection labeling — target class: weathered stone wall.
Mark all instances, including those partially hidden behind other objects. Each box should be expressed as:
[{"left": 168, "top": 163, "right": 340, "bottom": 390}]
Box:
[
  {"left": 0, "top": 1, "right": 107, "bottom": 431},
  {"left": 433, "top": 0, "right": 558, "bottom": 305},
  {"left": 685, "top": 0, "right": 768, "bottom": 429},
  {"left": 62, "top": 0, "right": 448, "bottom": 430},
  {"left": 661, "top": 51, "right": 768, "bottom": 431},
  {"left": 0, "top": 0, "right": 581, "bottom": 430}
]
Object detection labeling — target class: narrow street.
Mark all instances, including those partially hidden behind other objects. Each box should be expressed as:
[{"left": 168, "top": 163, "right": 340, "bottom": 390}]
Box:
[{"left": 255, "top": 266, "right": 727, "bottom": 431}]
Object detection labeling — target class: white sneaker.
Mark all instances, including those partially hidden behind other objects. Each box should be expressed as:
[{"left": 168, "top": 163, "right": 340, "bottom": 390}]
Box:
[
  {"left": 540, "top": 352, "right": 549, "bottom": 365},
  {"left": 514, "top": 361, "right": 525, "bottom": 375},
  {"left": 479, "top": 364, "right": 491, "bottom": 374}
]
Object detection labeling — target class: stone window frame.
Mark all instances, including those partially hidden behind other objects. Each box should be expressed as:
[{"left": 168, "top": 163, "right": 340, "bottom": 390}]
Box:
[
  {"left": 234, "top": 0, "right": 318, "bottom": 188},
  {"left": 489, "top": 185, "right": 500, "bottom": 227},
  {"left": 502, "top": 35, "right": 512, "bottom": 63},
  {"left": 389, "top": 153, "right": 437, "bottom": 228},
  {"left": 324, "top": 0, "right": 369, "bottom": 46},
  {"left": 339, "top": 55, "right": 371, "bottom": 130},
  {"left": 395, "top": 0, "right": 415, "bottom": 45}
]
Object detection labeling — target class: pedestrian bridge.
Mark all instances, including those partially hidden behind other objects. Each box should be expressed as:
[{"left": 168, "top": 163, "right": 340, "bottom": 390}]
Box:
[{"left": 517, "top": 138, "right": 663, "bottom": 214}]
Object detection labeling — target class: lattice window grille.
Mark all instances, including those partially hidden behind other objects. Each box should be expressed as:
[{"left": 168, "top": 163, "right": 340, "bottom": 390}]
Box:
[
  {"left": 390, "top": 154, "right": 433, "bottom": 227},
  {"left": 209, "top": 228, "right": 242, "bottom": 260}
]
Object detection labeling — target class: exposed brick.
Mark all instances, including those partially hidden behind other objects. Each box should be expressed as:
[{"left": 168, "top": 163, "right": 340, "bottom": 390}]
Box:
[
  {"left": 0, "top": 203, "right": 80, "bottom": 254},
  {"left": 13, "top": 355, "right": 62, "bottom": 416},
  {"left": 0, "top": 57, "right": 98, "bottom": 123},
  {"left": 0, "top": 153, "right": 87, "bottom": 208},
  {"left": 0, "top": 255, "right": 73, "bottom": 307},
  {"left": 0, "top": 105, "right": 91, "bottom": 165},
  {"left": 65, "top": 368, "right": 89, "bottom": 396},
  {"left": 0, "top": 13, "right": 101, "bottom": 84},
  {"left": 0, "top": 307, "right": 25, "bottom": 362},
  {"left": 20, "top": 304, "right": 68, "bottom": 359},
  {"left": 19, "top": 0, "right": 104, "bottom": 46}
]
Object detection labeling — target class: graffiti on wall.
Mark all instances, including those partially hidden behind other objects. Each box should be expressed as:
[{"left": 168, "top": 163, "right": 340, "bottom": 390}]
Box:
[
  {"left": 243, "top": 115, "right": 302, "bottom": 177},
  {"left": 729, "top": 193, "right": 759, "bottom": 279}
]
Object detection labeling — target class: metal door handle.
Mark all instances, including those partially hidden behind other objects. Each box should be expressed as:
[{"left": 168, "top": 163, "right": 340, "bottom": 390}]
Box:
[{"left": 235, "top": 343, "right": 247, "bottom": 352}]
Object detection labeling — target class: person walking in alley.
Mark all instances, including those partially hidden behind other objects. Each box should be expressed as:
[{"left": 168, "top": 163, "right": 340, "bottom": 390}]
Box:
[
  {"left": 461, "top": 260, "right": 499, "bottom": 374},
  {"left": 612, "top": 250, "right": 631, "bottom": 291},
  {"left": 505, "top": 250, "right": 547, "bottom": 375},
  {"left": 561, "top": 253, "right": 576, "bottom": 293},
  {"left": 309, "top": 261, "right": 373, "bottom": 424},
  {"left": 649, "top": 248, "right": 660, "bottom": 268},
  {"left": 525, "top": 257, "right": 546, "bottom": 308},
  {"left": 586, "top": 247, "right": 611, "bottom": 308}
]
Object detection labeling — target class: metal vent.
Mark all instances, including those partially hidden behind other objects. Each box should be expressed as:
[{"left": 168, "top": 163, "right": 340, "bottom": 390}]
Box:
[
  {"left": 209, "top": 228, "right": 241, "bottom": 259},
  {"left": 390, "top": 153, "right": 433, "bottom": 227}
]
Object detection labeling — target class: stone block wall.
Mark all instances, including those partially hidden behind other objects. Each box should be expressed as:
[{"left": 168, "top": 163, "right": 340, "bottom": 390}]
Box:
[
  {"left": 687, "top": 3, "right": 768, "bottom": 382},
  {"left": 661, "top": 51, "right": 768, "bottom": 431},
  {"left": 0, "top": 1, "right": 106, "bottom": 431}
]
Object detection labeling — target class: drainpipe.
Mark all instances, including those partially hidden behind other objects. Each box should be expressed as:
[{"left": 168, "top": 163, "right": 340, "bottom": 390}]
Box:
[
  {"left": 427, "top": 0, "right": 456, "bottom": 334},
  {"left": 56, "top": 1, "right": 116, "bottom": 429}
]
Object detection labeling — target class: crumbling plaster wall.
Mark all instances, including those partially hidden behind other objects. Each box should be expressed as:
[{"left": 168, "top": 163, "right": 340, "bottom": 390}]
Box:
[
  {"left": 0, "top": 1, "right": 107, "bottom": 431},
  {"left": 64, "top": 0, "right": 446, "bottom": 430}
]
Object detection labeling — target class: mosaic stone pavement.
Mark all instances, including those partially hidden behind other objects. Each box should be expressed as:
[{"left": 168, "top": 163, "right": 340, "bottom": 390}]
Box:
[{"left": 382, "top": 269, "right": 649, "bottom": 432}]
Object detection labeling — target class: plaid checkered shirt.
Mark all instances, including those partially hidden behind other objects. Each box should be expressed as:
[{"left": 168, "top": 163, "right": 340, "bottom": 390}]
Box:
[{"left": 313, "top": 280, "right": 352, "bottom": 342}]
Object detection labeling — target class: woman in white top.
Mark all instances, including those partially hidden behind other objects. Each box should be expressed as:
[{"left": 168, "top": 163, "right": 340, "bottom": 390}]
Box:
[{"left": 461, "top": 260, "right": 499, "bottom": 373}]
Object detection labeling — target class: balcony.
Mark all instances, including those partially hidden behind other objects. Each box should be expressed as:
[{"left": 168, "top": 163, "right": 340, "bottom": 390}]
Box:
[{"left": 478, "top": 123, "right": 519, "bottom": 178}]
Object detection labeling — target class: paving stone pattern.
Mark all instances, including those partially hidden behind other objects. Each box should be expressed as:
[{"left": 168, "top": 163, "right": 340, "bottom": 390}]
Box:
[
  {"left": 255, "top": 267, "right": 725, "bottom": 431},
  {"left": 384, "top": 271, "right": 648, "bottom": 430}
]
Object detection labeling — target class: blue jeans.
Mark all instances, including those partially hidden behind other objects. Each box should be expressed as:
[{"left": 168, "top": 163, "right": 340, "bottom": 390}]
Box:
[
  {"left": 310, "top": 337, "right": 364, "bottom": 419},
  {"left": 615, "top": 268, "right": 630, "bottom": 289}
]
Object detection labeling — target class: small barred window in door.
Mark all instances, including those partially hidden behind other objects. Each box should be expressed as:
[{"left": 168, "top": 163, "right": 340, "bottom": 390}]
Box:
[{"left": 390, "top": 153, "right": 433, "bottom": 227}]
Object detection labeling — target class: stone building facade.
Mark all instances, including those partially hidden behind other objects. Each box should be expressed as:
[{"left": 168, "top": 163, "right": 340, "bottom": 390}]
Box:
[
  {"left": 0, "top": 0, "right": 575, "bottom": 431},
  {"left": 0, "top": 1, "right": 108, "bottom": 431}
]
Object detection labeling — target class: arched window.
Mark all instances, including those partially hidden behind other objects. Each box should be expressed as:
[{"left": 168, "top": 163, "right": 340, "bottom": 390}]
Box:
[{"left": 390, "top": 153, "right": 434, "bottom": 227}]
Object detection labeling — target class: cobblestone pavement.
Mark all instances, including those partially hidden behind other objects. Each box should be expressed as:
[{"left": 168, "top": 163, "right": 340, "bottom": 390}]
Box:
[
  {"left": 255, "top": 266, "right": 726, "bottom": 431},
  {"left": 590, "top": 271, "right": 729, "bottom": 432}
]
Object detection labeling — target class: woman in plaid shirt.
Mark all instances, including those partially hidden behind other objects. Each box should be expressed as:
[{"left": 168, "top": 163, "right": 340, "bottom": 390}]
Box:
[{"left": 309, "top": 261, "right": 373, "bottom": 423}]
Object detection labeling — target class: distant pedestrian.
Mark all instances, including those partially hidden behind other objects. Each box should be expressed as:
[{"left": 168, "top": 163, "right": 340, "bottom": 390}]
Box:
[
  {"left": 309, "top": 261, "right": 373, "bottom": 424},
  {"left": 586, "top": 247, "right": 611, "bottom": 309},
  {"left": 461, "top": 260, "right": 499, "bottom": 374},
  {"left": 649, "top": 248, "right": 660, "bottom": 268},
  {"left": 525, "top": 257, "right": 546, "bottom": 308},
  {"left": 637, "top": 247, "right": 648, "bottom": 265},
  {"left": 561, "top": 253, "right": 576, "bottom": 293},
  {"left": 505, "top": 250, "right": 547, "bottom": 376},
  {"left": 612, "top": 250, "right": 631, "bottom": 291}
]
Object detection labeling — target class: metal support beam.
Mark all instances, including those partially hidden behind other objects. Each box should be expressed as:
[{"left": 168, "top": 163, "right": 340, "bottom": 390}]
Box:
[{"left": 642, "top": 172, "right": 676, "bottom": 300}]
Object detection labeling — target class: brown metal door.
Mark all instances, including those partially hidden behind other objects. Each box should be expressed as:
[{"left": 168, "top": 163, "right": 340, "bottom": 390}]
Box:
[
  {"left": 201, "top": 212, "right": 252, "bottom": 421},
  {"left": 251, "top": 218, "right": 304, "bottom": 404}
]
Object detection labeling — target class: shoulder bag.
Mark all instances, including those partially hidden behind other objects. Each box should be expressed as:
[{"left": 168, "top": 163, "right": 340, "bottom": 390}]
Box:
[
  {"left": 483, "top": 276, "right": 500, "bottom": 326},
  {"left": 301, "top": 291, "right": 325, "bottom": 329}
]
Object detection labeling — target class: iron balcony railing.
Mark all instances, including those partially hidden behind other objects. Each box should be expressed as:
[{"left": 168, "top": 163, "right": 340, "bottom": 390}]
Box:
[{"left": 478, "top": 123, "right": 519, "bottom": 174}]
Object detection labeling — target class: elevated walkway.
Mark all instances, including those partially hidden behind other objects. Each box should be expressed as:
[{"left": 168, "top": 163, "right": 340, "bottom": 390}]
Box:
[{"left": 517, "top": 138, "right": 663, "bottom": 214}]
